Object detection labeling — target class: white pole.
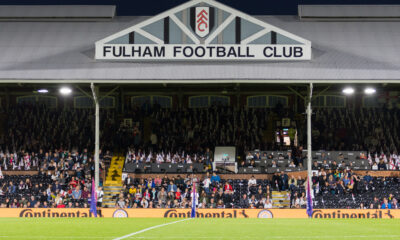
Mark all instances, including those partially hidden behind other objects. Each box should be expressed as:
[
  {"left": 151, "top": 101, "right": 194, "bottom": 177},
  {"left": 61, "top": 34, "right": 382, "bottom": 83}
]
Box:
[
  {"left": 307, "top": 83, "right": 313, "bottom": 183},
  {"left": 91, "top": 83, "right": 100, "bottom": 189}
]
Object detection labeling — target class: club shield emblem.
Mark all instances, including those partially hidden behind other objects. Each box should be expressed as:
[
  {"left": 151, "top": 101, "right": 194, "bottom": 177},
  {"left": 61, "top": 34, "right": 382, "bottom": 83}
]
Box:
[{"left": 191, "top": 7, "right": 215, "bottom": 38}]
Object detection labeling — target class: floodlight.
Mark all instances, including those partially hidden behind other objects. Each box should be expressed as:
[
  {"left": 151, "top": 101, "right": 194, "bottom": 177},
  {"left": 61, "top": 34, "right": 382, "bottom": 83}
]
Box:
[
  {"left": 37, "top": 89, "right": 48, "bottom": 93},
  {"left": 342, "top": 87, "right": 354, "bottom": 95},
  {"left": 59, "top": 87, "right": 72, "bottom": 95},
  {"left": 364, "top": 87, "right": 376, "bottom": 95}
]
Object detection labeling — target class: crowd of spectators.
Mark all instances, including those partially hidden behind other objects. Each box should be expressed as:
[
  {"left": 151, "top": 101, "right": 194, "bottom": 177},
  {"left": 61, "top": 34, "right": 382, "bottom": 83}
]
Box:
[
  {"left": 0, "top": 148, "right": 110, "bottom": 207},
  {"left": 117, "top": 173, "right": 275, "bottom": 209},
  {"left": 312, "top": 108, "right": 400, "bottom": 153},
  {"left": 2, "top": 104, "right": 400, "bottom": 169},
  {"left": 0, "top": 172, "right": 104, "bottom": 208},
  {"left": 1, "top": 104, "right": 117, "bottom": 152},
  {"left": 111, "top": 168, "right": 400, "bottom": 210},
  {"left": 0, "top": 149, "right": 111, "bottom": 172},
  {"left": 125, "top": 148, "right": 213, "bottom": 166},
  {"left": 124, "top": 106, "right": 293, "bottom": 156},
  {"left": 310, "top": 168, "right": 400, "bottom": 209},
  {"left": 244, "top": 149, "right": 400, "bottom": 171}
]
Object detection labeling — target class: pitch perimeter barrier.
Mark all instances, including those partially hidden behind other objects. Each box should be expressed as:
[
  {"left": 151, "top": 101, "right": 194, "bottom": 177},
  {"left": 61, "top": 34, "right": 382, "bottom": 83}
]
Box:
[{"left": 1, "top": 208, "right": 399, "bottom": 219}]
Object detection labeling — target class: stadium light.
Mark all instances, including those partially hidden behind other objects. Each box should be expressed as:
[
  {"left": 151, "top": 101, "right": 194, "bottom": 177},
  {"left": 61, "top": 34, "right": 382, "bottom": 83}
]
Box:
[
  {"left": 37, "top": 89, "right": 49, "bottom": 93},
  {"left": 59, "top": 87, "right": 72, "bottom": 95},
  {"left": 364, "top": 87, "right": 376, "bottom": 95},
  {"left": 342, "top": 87, "right": 354, "bottom": 95}
]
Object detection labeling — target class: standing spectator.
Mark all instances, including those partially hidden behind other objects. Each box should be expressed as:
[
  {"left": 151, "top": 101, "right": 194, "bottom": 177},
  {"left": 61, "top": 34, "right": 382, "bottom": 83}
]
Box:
[
  {"left": 202, "top": 176, "right": 211, "bottom": 194},
  {"left": 96, "top": 187, "right": 104, "bottom": 207},
  {"left": 279, "top": 171, "right": 289, "bottom": 191},
  {"left": 211, "top": 172, "right": 221, "bottom": 185}
]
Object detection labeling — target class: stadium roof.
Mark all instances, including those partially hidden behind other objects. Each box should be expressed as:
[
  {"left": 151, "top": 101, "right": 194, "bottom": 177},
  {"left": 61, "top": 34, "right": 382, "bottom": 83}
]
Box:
[{"left": 0, "top": 15, "right": 400, "bottom": 83}]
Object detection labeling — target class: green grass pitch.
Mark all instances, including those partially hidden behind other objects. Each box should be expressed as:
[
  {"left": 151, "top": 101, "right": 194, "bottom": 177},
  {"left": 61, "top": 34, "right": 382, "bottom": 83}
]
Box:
[{"left": 0, "top": 218, "right": 399, "bottom": 239}]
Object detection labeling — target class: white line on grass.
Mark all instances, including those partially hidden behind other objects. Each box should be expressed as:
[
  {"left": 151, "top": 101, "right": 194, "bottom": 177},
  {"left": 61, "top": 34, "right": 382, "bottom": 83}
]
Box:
[
  {"left": 112, "top": 218, "right": 192, "bottom": 240},
  {"left": 0, "top": 237, "right": 108, "bottom": 239},
  {"left": 127, "top": 236, "right": 400, "bottom": 239},
  {"left": 0, "top": 234, "right": 399, "bottom": 239}
]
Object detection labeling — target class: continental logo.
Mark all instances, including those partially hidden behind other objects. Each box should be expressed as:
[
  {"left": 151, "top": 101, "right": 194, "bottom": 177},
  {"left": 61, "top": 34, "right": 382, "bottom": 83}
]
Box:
[
  {"left": 19, "top": 209, "right": 102, "bottom": 218},
  {"left": 164, "top": 210, "right": 249, "bottom": 218},
  {"left": 312, "top": 210, "right": 394, "bottom": 219},
  {"left": 257, "top": 210, "right": 273, "bottom": 218},
  {"left": 113, "top": 209, "right": 128, "bottom": 218}
]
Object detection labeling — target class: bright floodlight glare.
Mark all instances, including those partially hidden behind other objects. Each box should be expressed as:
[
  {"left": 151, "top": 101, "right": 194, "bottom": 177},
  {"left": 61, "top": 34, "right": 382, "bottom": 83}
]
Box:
[
  {"left": 59, "top": 87, "right": 72, "bottom": 95},
  {"left": 364, "top": 87, "right": 376, "bottom": 95},
  {"left": 37, "top": 89, "right": 48, "bottom": 93},
  {"left": 342, "top": 87, "right": 355, "bottom": 95}
]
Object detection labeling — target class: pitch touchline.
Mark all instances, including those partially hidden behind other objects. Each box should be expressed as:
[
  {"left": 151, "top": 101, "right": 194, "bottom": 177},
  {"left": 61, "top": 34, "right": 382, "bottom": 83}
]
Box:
[
  {"left": 112, "top": 218, "right": 192, "bottom": 240},
  {"left": 130, "top": 236, "right": 400, "bottom": 239},
  {"left": 0, "top": 234, "right": 399, "bottom": 239}
]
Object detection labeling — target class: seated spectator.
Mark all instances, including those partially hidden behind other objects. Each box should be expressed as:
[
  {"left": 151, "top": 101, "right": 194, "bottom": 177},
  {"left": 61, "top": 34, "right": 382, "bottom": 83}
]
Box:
[
  {"left": 223, "top": 182, "right": 233, "bottom": 194},
  {"left": 248, "top": 176, "right": 257, "bottom": 190},
  {"left": 372, "top": 162, "right": 378, "bottom": 170},
  {"left": 240, "top": 194, "right": 250, "bottom": 208},
  {"left": 381, "top": 198, "right": 392, "bottom": 209},
  {"left": 167, "top": 181, "right": 177, "bottom": 193},
  {"left": 378, "top": 159, "right": 387, "bottom": 170},
  {"left": 71, "top": 186, "right": 82, "bottom": 200}
]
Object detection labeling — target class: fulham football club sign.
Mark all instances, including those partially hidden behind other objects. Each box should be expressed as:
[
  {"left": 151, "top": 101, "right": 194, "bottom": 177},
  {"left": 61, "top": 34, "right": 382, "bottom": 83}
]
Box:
[{"left": 95, "top": 0, "right": 311, "bottom": 61}]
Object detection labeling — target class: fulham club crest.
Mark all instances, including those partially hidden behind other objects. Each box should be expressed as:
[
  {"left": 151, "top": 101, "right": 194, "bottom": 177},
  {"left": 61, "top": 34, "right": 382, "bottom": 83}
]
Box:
[{"left": 190, "top": 7, "right": 215, "bottom": 38}]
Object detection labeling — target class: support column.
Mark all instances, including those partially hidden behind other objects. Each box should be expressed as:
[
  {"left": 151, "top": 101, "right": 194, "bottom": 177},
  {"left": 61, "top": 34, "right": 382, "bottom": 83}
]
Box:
[
  {"left": 307, "top": 83, "right": 313, "bottom": 182},
  {"left": 91, "top": 83, "right": 100, "bottom": 189}
]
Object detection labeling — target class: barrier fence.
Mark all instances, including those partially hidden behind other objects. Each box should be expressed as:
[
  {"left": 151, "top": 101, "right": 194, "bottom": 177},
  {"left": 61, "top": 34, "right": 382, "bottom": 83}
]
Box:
[{"left": 1, "top": 208, "right": 399, "bottom": 219}]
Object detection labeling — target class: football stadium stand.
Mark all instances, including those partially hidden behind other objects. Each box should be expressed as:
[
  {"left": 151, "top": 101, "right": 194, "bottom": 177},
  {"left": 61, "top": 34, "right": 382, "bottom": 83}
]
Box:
[{"left": 0, "top": 102, "right": 400, "bottom": 209}]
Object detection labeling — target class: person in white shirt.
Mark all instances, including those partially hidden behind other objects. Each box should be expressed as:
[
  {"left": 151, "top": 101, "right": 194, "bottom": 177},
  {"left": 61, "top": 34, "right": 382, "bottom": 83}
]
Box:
[
  {"left": 264, "top": 199, "right": 273, "bottom": 209},
  {"left": 248, "top": 176, "right": 257, "bottom": 191},
  {"left": 372, "top": 162, "right": 379, "bottom": 170},
  {"left": 202, "top": 177, "right": 211, "bottom": 194},
  {"left": 96, "top": 187, "right": 104, "bottom": 207},
  {"left": 190, "top": 187, "right": 199, "bottom": 206}
]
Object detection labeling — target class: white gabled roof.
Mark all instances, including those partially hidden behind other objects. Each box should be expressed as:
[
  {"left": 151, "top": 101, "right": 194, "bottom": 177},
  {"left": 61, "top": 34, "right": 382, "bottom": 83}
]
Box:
[
  {"left": 0, "top": 14, "right": 399, "bottom": 82},
  {"left": 96, "top": 0, "right": 310, "bottom": 47}
]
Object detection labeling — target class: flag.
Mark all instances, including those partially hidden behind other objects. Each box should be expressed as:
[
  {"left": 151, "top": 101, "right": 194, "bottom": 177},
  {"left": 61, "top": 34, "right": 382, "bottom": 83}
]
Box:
[
  {"left": 306, "top": 178, "right": 313, "bottom": 218},
  {"left": 191, "top": 182, "right": 196, "bottom": 218},
  {"left": 90, "top": 179, "right": 98, "bottom": 217},
  {"left": 368, "top": 153, "right": 372, "bottom": 166}
]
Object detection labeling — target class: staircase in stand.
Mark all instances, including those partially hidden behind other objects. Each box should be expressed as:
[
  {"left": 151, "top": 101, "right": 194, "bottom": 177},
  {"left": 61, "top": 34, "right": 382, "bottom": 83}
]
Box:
[
  {"left": 102, "top": 155, "right": 125, "bottom": 208},
  {"left": 272, "top": 191, "right": 291, "bottom": 208}
]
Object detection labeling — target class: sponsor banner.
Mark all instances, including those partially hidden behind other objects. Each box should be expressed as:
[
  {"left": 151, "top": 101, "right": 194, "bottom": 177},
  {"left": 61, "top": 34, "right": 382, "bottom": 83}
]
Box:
[
  {"left": 0, "top": 208, "right": 100, "bottom": 218},
  {"left": 311, "top": 209, "right": 398, "bottom": 219},
  {"left": 1, "top": 208, "right": 398, "bottom": 219},
  {"left": 97, "top": 44, "right": 310, "bottom": 61}
]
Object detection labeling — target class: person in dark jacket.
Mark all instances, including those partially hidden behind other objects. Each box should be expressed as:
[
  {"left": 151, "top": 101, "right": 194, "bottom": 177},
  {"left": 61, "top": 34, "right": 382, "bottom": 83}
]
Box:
[
  {"left": 279, "top": 171, "right": 289, "bottom": 191},
  {"left": 240, "top": 194, "right": 250, "bottom": 208}
]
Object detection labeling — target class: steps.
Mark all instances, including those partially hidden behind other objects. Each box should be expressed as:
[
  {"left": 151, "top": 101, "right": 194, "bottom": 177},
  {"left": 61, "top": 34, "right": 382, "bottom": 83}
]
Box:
[
  {"left": 272, "top": 191, "right": 291, "bottom": 208},
  {"left": 105, "top": 155, "right": 124, "bottom": 185},
  {"left": 102, "top": 155, "right": 125, "bottom": 208},
  {"left": 102, "top": 185, "right": 123, "bottom": 208}
]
